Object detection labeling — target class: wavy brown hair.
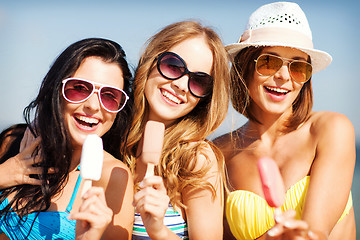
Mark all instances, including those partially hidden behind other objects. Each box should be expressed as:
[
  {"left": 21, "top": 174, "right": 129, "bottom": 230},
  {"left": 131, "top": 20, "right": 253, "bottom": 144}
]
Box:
[
  {"left": 125, "top": 21, "right": 230, "bottom": 209},
  {"left": 230, "top": 46, "right": 313, "bottom": 131}
]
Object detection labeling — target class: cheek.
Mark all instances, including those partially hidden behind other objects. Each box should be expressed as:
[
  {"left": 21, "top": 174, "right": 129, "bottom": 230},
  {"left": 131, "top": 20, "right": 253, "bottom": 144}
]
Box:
[
  {"left": 144, "top": 73, "right": 156, "bottom": 94},
  {"left": 247, "top": 79, "right": 259, "bottom": 97},
  {"left": 104, "top": 112, "right": 117, "bottom": 125},
  {"left": 103, "top": 112, "right": 117, "bottom": 131},
  {"left": 62, "top": 102, "right": 74, "bottom": 123},
  {"left": 291, "top": 82, "right": 304, "bottom": 96},
  {"left": 144, "top": 80, "right": 151, "bottom": 99},
  {"left": 249, "top": 73, "right": 266, "bottom": 93},
  {"left": 190, "top": 96, "right": 200, "bottom": 106}
]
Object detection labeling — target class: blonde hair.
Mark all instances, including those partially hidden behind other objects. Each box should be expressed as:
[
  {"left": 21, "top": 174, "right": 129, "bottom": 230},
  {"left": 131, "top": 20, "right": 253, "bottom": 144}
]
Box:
[{"left": 125, "top": 20, "right": 230, "bottom": 209}]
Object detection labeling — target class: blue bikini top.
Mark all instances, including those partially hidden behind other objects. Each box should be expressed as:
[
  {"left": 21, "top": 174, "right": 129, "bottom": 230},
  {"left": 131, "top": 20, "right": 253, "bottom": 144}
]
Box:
[{"left": 0, "top": 169, "right": 82, "bottom": 240}]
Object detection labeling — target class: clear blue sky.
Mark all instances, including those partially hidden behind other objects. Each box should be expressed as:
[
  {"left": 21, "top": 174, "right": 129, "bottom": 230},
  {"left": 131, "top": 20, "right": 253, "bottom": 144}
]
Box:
[{"left": 1, "top": 0, "right": 359, "bottom": 143}]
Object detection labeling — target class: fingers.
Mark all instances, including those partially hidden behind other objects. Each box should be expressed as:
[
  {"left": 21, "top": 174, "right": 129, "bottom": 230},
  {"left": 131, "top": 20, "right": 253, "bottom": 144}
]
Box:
[
  {"left": 134, "top": 187, "right": 169, "bottom": 212},
  {"left": 267, "top": 210, "right": 318, "bottom": 239},
  {"left": 20, "top": 127, "right": 34, "bottom": 152},
  {"left": 133, "top": 176, "right": 170, "bottom": 220},
  {"left": 134, "top": 176, "right": 168, "bottom": 208},
  {"left": 69, "top": 187, "right": 113, "bottom": 229},
  {"left": 139, "top": 176, "right": 167, "bottom": 192},
  {"left": 19, "top": 137, "right": 41, "bottom": 159},
  {"left": 80, "top": 188, "right": 108, "bottom": 211},
  {"left": 274, "top": 209, "right": 296, "bottom": 223},
  {"left": 1, "top": 135, "right": 56, "bottom": 188},
  {"left": 266, "top": 224, "right": 284, "bottom": 239},
  {"left": 24, "top": 165, "right": 56, "bottom": 175},
  {"left": 21, "top": 175, "right": 42, "bottom": 185}
]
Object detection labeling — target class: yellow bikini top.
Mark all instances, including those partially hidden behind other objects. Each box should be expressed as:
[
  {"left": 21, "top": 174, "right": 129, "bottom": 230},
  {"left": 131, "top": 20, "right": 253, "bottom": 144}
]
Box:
[{"left": 226, "top": 176, "right": 353, "bottom": 240}]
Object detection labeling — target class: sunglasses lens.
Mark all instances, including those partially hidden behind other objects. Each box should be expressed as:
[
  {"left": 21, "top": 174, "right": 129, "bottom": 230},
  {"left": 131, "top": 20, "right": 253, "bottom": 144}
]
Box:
[
  {"left": 256, "top": 55, "right": 283, "bottom": 76},
  {"left": 290, "top": 61, "right": 312, "bottom": 83},
  {"left": 100, "top": 87, "right": 127, "bottom": 112},
  {"left": 158, "top": 52, "right": 212, "bottom": 98},
  {"left": 158, "top": 53, "right": 186, "bottom": 79},
  {"left": 63, "top": 79, "right": 93, "bottom": 102},
  {"left": 256, "top": 54, "right": 312, "bottom": 83},
  {"left": 189, "top": 73, "right": 213, "bottom": 98}
]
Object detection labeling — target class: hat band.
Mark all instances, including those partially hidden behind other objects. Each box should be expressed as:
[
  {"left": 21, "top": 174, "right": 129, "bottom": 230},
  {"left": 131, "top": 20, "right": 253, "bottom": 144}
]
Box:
[{"left": 239, "top": 27, "right": 314, "bottom": 49}]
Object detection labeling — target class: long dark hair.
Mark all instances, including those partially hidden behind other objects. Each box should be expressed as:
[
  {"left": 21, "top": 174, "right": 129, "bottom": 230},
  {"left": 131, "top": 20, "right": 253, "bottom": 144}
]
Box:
[{"left": 0, "top": 38, "right": 133, "bottom": 219}]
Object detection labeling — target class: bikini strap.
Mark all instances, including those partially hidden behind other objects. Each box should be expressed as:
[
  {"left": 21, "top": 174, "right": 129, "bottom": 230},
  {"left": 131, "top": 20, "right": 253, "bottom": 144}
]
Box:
[{"left": 66, "top": 165, "right": 82, "bottom": 213}]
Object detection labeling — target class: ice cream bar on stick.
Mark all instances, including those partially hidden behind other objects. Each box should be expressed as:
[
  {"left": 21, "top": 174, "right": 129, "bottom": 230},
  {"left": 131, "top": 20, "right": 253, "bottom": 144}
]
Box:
[
  {"left": 142, "top": 120, "right": 165, "bottom": 178},
  {"left": 257, "top": 157, "right": 285, "bottom": 209},
  {"left": 80, "top": 134, "right": 104, "bottom": 196}
]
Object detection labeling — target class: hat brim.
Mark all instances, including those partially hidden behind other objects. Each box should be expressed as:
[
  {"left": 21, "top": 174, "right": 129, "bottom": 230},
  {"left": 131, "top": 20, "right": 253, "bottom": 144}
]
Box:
[{"left": 226, "top": 42, "right": 332, "bottom": 74}]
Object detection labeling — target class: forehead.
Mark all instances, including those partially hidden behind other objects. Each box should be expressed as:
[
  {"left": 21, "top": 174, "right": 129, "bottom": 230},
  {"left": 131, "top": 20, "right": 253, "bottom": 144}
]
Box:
[
  {"left": 73, "top": 57, "right": 124, "bottom": 89},
  {"left": 168, "top": 36, "right": 213, "bottom": 74}
]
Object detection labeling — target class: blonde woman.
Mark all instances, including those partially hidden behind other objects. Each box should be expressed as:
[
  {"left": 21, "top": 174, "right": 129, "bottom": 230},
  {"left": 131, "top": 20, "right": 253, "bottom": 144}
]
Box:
[{"left": 126, "top": 21, "right": 230, "bottom": 239}]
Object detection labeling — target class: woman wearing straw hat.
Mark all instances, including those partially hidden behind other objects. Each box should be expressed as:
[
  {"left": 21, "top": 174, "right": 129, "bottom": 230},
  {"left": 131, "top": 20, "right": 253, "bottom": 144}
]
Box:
[{"left": 214, "top": 2, "right": 355, "bottom": 239}]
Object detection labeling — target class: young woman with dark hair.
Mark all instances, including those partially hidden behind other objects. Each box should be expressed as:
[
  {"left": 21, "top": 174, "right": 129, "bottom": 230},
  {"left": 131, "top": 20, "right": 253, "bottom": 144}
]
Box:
[{"left": 0, "top": 38, "right": 134, "bottom": 240}]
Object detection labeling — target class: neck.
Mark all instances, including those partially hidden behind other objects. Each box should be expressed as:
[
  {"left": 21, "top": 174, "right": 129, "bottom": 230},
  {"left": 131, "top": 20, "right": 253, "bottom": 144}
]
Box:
[
  {"left": 70, "top": 148, "right": 82, "bottom": 172},
  {"left": 146, "top": 112, "right": 174, "bottom": 128},
  {"left": 246, "top": 109, "right": 293, "bottom": 142}
]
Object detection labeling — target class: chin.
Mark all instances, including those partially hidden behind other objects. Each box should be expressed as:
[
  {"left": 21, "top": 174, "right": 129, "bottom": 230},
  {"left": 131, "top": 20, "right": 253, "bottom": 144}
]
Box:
[{"left": 71, "top": 135, "right": 87, "bottom": 149}]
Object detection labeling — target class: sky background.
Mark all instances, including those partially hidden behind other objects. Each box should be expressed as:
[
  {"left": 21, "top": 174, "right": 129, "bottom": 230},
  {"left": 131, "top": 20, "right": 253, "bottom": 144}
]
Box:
[
  {"left": 0, "top": 0, "right": 360, "bottom": 143},
  {"left": 0, "top": 0, "right": 359, "bottom": 235},
  {"left": 0, "top": 0, "right": 359, "bottom": 143}
]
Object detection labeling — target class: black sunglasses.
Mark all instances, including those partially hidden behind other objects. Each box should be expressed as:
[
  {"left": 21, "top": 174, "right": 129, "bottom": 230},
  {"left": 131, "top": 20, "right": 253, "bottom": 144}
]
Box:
[{"left": 156, "top": 52, "right": 213, "bottom": 98}]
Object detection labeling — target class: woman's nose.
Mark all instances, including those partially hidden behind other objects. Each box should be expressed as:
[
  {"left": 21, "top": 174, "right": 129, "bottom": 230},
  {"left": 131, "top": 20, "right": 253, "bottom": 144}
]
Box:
[
  {"left": 274, "top": 64, "right": 291, "bottom": 82},
  {"left": 83, "top": 92, "right": 101, "bottom": 112},
  {"left": 171, "top": 75, "right": 189, "bottom": 94}
]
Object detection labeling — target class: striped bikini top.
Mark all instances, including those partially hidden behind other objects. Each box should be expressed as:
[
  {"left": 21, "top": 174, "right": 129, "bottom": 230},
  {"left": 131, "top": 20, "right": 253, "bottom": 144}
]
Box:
[
  {"left": 226, "top": 176, "right": 353, "bottom": 240},
  {"left": 132, "top": 204, "right": 188, "bottom": 239},
  {"left": 0, "top": 169, "right": 82, "bottom": 240}
]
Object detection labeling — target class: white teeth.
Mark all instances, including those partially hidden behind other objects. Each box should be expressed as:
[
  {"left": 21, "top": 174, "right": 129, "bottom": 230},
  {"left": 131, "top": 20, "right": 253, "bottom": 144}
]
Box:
[
  {"left": 266, "top": 86, "right": 289, "bottom": 94},
  {"left": 77, "top": 115, "right": 99, "bottom": 125},
  {"left": 162, "top": 90, "right": 181, "bottom": 104}
]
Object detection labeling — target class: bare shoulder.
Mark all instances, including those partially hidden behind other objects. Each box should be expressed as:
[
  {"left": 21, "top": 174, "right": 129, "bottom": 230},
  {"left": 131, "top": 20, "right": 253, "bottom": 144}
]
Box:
[
  {"left": 308, "top": 111, "right": 355, "bottom": 166},
  {"left": 98, "top": 151, "right": 133, "bottom": 188},
  {"left": 186, "top": 141, "right": 218, "bottom": 170},
  {"left": 212, "top": 130, "right": 239, "bottom": 161},
  {"left": 212, "top": 132, "right": 232, "bottom": 148},
  {"left": 309, "top": 111, "right": 354, "bottom": 137}
]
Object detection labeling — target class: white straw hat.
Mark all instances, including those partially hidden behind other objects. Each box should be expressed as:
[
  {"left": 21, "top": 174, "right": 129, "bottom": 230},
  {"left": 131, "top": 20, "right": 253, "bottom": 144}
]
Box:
[{"left": 226, "top": 2, "right": 332, "bottom": 73}]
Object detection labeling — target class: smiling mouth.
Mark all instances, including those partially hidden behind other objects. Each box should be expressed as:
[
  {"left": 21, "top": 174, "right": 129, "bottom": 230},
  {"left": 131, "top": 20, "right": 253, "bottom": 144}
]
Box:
[
  {"left": 264, "top": 86, "right": 289, "bottom": 96},
  {"left": 161, "top": 89, "right": 182, "bottom": 104},
  {"left": 75, "top": 115, "right": 99, "bottom": 128}
]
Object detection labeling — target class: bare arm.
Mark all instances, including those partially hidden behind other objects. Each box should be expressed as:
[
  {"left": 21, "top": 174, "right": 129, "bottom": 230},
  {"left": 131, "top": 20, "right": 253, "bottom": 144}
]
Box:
[
  {"left": 182, "top": 144, "right": 224, "bottom": 240},
  {"left": 302, "top": 112, "right": 355, "bottom": 237}
]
